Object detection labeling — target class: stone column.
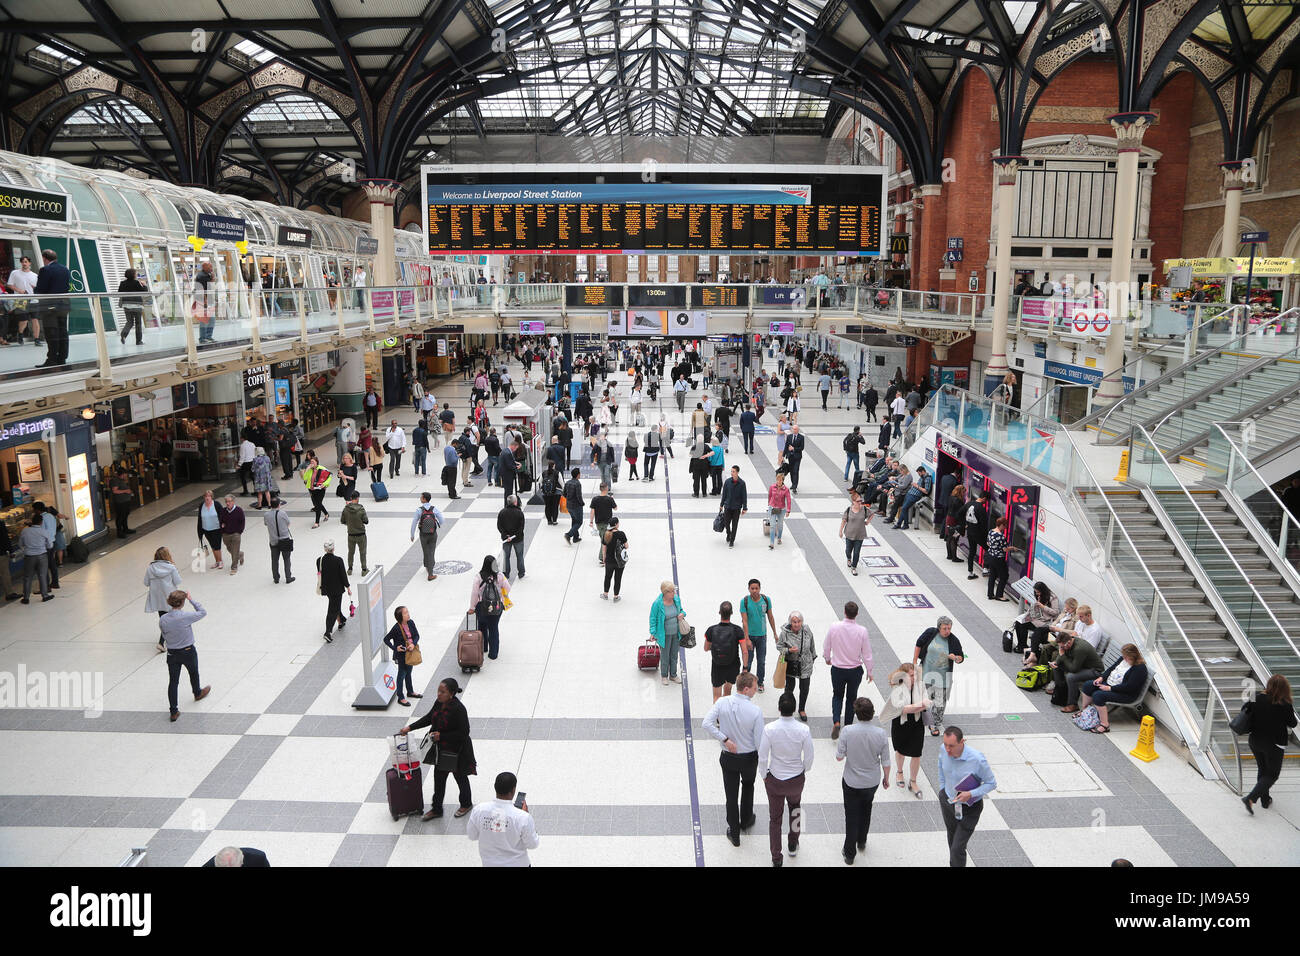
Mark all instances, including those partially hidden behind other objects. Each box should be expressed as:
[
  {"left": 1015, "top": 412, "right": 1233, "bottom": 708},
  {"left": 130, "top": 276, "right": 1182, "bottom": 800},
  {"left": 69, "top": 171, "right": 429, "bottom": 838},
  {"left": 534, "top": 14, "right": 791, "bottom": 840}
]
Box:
[
  {"left": 1218, "top": 160, "right": 1248, "bottom": 258},
  {"left": 1096, "top": 113, "right": 1155, "bottom": 405},
  {"left": 361, "top": 180, "right": 401, "bottom": 287},
  {"left": 987, "top": 156, "right": 1024, "bottom": 387}
]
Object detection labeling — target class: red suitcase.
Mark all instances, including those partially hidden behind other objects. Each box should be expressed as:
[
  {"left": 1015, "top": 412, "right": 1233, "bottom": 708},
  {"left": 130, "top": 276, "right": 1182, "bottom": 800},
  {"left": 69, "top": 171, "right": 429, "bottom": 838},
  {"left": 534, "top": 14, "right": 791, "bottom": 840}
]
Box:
[
  {"left": 459, "top": 612, "right": 484, "bottom": 673},
  {"left": 638, "top": 639, "right": 662, "bottom": 671},
  {"left": 386, "top": 767, "right": 423, "bottom": 820}
]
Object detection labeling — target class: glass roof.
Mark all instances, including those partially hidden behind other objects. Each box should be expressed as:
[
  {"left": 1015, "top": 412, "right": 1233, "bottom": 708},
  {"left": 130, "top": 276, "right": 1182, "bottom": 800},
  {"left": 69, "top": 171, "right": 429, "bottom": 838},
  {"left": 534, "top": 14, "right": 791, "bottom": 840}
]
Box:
[{"left": 244, "top": 94, "right": 342, "bottom": 124}]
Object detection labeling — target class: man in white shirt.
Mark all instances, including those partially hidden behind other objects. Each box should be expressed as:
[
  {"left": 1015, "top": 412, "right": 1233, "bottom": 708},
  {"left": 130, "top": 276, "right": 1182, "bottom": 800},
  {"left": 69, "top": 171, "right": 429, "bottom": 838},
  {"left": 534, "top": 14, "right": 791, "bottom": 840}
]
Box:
[
  {"left": 889, "top": 392, "right": 907, "bottom": 437},
  {"left": 419, "top": 391, "right": 437, "bottom": 442},
  {"left": 237, "top": 437, "right": 257, "bottom": 495},
  {"left": 466, "top": 772, "right": 540, "bottom": 867},
  {"left": 6, "top": 255, "right": 39, "bottom": 345},
  {"left": 759, "top": 692, "right": 815, "bottom": 867},
  {"left": 384, "top": 420, "right": 406, "bottom": 478},
  {"left": 702, "top": 672, "right": 766, "bottom": 846}
]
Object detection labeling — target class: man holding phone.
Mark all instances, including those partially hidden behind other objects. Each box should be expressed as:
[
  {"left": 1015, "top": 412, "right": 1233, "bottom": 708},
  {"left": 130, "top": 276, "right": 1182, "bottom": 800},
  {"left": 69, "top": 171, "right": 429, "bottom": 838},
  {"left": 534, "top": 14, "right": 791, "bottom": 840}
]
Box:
[{"left": 466, "top": 772, "right": 540, "bottom": 867}]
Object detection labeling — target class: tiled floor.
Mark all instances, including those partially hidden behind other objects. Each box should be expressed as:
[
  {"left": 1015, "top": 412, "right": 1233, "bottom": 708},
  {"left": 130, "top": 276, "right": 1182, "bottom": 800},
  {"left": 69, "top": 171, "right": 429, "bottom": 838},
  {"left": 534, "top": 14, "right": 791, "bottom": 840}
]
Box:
[{"left": 0, "top": 353, "right": 1294, "bottom": 867}]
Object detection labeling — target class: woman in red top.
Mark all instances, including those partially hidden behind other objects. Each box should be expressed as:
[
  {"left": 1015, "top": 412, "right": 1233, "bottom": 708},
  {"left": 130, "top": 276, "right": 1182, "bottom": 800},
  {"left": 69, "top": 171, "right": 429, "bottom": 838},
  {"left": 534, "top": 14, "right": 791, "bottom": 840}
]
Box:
[{"left": 767, "top": 471, "right": 793, "bottom": 549}]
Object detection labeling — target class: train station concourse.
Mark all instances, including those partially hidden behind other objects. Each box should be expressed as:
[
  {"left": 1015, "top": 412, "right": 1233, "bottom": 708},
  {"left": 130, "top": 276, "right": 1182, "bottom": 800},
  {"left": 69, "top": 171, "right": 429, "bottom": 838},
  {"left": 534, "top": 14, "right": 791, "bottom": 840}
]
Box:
[{"left": 0, "top": 0, "right": 1298, "bottom": 896}]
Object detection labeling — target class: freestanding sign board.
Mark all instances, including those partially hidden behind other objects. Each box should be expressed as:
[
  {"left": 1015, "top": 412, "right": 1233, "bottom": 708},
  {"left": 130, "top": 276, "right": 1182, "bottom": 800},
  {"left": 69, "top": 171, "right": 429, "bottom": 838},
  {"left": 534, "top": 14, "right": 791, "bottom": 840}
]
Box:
[{"left": 351, "top": 567, "right": 398, "bottom": 709}]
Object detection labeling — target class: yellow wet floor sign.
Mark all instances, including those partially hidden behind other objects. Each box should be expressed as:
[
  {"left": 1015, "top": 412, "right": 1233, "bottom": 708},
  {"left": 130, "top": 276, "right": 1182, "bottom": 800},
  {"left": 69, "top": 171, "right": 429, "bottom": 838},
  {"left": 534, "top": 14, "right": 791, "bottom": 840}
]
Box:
[
  {"left": 1114, "top": 449, "right": 1130, "bottom": 482},
  {"left": 1130, "top": 715, "right": 1159, "bottom": 762}
]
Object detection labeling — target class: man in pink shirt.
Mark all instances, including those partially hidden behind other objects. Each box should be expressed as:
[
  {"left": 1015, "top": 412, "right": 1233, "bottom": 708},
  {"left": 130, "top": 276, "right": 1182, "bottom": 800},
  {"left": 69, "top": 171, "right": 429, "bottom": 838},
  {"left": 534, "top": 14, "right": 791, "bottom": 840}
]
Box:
[{"left": 823, "top": 601, "right": 873, "bottom": 740}]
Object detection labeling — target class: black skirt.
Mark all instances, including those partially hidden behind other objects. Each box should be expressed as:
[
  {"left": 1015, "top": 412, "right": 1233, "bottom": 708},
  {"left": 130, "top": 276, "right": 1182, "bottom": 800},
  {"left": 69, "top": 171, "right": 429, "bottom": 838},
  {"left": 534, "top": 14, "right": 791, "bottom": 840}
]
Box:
[{"left": 891, "top": 715, "right": 925, "bottom": 758}]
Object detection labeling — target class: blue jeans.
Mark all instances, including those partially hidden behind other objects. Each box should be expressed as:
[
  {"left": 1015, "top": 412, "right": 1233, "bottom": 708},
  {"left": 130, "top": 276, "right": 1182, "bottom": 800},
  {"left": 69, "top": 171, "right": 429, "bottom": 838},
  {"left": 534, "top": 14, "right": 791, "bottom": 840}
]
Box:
[
  {"left": 744, "top": 634, "right": 768, "bottom": 687},
  {"left": 476, "top": 604, "right": 502, "bottom": 659},
  {"left": 412, "top": 446, "right": 427, "bottom": 475},
  {"left": 485, "top": 456, "right": 499, "bottom": 485},
  {"left": 895, "top": 490, "right": 924, "bottom": 528},
  {"left": 844, "top": 452, "right": 860, "bottom": 480},
  {"left": 566, "top": 509, "right": 583, "bottom": 541},
  {"left": 396, "top": 661, "right": 414, "bottom": 697},
  {"left": 768, "top": 509, "right": 785, "bottom": 545},
  {"left": 502, "top": 539, "right": 525, "bottom": 577},
  {"left": 844, "top": 537, "right": 864, "bottom": 568}
]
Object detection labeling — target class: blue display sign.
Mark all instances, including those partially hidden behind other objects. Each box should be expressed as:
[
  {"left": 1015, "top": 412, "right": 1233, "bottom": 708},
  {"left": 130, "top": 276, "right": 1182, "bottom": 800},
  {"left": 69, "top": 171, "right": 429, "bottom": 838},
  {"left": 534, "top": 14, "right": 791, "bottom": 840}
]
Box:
[
  {"left": 1042, "top": 360, "right": 1140, "bottom": 393},
  {"left": 196, "top": 213, "right": 246, "bottom": 241},
  {"left": 1034, "top": 541, "right": 1066, "bottom": 577}
]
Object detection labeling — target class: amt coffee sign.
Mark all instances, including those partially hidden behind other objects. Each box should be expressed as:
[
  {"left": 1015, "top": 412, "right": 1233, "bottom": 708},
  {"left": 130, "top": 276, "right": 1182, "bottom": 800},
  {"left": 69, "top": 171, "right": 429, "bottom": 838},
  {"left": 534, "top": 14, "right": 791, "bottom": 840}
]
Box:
[{"left": 0, "top": 184, "right": 70, "bottom": 224}]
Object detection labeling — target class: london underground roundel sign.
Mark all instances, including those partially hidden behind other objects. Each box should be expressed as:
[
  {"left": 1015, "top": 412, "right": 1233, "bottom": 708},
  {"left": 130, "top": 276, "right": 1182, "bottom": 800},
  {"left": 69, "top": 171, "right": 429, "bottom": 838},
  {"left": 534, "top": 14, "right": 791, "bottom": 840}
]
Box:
[{"left": 1072, "top": 309, "right": 1091, "bottom": 333}]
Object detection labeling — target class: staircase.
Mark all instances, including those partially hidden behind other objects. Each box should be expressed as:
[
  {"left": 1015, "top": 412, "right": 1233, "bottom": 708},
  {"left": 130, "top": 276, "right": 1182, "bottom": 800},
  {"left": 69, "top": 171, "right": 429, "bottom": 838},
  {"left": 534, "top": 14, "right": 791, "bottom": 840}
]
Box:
[
  {"left": 1151, "top": 356, "right": 1300, "bottom": 460},
  {"left": 1182, "top": 383, "right": 1300, "bottom": 467},
  {"left": 1090, "top": 354, "right": 1247, "bottom": 441},
  {"left": 1152, "top": 490, "right": 1300, "bottom": 691},
  {"left": 1076, "top": 489, "right": 1253, "bottom": 698}
]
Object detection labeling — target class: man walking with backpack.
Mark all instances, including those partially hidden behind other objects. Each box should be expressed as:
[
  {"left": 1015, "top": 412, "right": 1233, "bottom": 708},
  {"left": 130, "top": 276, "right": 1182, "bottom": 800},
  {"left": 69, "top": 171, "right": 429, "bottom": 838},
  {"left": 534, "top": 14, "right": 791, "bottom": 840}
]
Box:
[
  {"left": 540, "top": 462, "right": 562, "bottom": 524},
  {"left": 562, "top": 468, "right": 585, "bottom": 544},
  {"left": 497, "top": 494, "right": 526, "bottom": 580},
  {"left": 843, "top": 426, "right": 866, "bottom": 481},
  {"left": 342, "top": 491, "right": 369, "bottom": 575},
  {"left": 410, "top": 492, "right": 444, "bottom": 581}
]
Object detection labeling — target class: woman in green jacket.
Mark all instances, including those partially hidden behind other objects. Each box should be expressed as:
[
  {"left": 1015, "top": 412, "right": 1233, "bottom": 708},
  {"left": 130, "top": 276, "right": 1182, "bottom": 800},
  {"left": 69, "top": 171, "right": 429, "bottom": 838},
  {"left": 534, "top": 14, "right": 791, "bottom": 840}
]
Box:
[{"left": 648, "top": 580, "right": 686, "bottom": 686}]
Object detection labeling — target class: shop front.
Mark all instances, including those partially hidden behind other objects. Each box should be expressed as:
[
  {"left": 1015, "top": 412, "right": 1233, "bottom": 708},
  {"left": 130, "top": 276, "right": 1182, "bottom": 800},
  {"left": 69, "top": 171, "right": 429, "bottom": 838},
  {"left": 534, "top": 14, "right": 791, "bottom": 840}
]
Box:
[
  {"left": 95, "top": 382, "right": 237, "bottom": 509},
  {"left": 1, "top": 410, "right": 107, "bottom": 570},
  {"left": 298, "top": 350, "right": 342, "bottom": 433}
]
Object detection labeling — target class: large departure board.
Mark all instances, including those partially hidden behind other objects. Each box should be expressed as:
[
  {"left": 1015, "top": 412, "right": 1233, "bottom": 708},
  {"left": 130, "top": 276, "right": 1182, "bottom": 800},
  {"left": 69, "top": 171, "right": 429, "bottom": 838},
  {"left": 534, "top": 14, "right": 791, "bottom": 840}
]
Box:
[{"left": 423, "top": 165, "right": 886, "bottom": 256}]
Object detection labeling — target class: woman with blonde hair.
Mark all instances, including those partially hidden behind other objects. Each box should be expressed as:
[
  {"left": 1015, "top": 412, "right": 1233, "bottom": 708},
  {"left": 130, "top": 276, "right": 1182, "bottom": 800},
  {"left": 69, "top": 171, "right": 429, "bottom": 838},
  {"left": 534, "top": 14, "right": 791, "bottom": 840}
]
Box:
[
  {"left": 1079, "top": 644, "right": 1149, "bottom": 735},
  {"left": 877, "top": 662, "right": 929, "bottom": 797},
  {"left": 648, "top": 580, "right": 686, "bottom": 686}
]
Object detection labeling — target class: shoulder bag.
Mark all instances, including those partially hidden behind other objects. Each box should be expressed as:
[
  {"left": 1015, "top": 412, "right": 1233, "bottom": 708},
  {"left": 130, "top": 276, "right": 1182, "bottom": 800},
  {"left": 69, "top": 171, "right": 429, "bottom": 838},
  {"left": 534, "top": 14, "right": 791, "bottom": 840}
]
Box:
[
  {"left": 676, "top": 612, "right": 696, "bottom": 649},
  {"left": 1229, "top": 702, "right": 1253, "bottom": 736}
]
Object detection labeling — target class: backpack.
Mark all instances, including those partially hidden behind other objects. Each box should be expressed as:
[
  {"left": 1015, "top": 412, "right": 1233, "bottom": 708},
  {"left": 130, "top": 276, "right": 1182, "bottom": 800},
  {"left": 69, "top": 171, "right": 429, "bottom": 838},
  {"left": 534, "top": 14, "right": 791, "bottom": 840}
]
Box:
[
  {"left": 1015, "top": 665, "right": 1049, "bottom": 690},
  {"left": 843, "top": 434, "right": 857, "bottom": 452},
  {"left": 541, "top": 471, "right": 559, "bottom": 496},
  {"left": 1072, "top": 705, "right": 1100, "bottom": 730},
  {"left": 481, "top": 575, "right": 504, "bottom": 616},
  {"left": 418, "top": 508, "right": 439, "bottom": 535}
]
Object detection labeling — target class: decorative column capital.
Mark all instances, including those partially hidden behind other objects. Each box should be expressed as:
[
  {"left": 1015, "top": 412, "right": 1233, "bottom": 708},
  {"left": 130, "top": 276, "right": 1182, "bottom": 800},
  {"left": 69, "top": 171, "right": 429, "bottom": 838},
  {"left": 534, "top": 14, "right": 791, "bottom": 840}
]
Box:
[
  {"left": 992, "top": 155, "right": 1026, "bottom": 186},
  {"left": 917, "top": 183, "right": 943, "bottom": 198},
  {"left": 361, "top": 178, "right": 401, "bottom": 205},
  {"left": 1218, "top": 159, "right": 1250, "bottom": 190},
  {"left": 1107, "top": 112, "right": 1156, "bottom": 152}
]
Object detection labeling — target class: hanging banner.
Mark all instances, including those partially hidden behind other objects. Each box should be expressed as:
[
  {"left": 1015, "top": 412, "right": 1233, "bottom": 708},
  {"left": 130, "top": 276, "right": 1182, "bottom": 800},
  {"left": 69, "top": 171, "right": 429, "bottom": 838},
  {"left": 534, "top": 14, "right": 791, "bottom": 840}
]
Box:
[{"left": 196, "top": 214, "right": 247, "bottom": 241}]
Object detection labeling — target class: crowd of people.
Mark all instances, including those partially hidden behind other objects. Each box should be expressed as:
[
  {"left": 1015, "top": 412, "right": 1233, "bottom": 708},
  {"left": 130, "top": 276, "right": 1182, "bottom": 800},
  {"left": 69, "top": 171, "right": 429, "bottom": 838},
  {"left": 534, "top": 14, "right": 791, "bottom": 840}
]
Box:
[{"left": 67, "top": 327, "right": 1290, "bottom": 867}]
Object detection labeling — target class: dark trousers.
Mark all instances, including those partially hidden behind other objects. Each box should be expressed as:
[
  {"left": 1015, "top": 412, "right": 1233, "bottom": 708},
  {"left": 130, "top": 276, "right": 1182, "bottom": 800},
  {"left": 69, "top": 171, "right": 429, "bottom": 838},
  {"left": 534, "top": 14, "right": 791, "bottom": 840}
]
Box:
[
  {"left": 309, "top": 488, "right": 327, "bottom": 523},
  {"left": 388, "top": 449, "right": 402, "bottom": 477},
  {"left": 710, "top": 465, "right": 723, "bottom": 495},
  {"left": 842, "top": 780, "right": 879, "bottom": 858},
  {"left": 786, "top": 457, "right": 802, "bottom": 491},
  {"left": 644, "top": 451, "right": 659, "bottom": 477},
  {"left": 166, "top": 645, "right": 202, "bottom": 714},
  {"left": 844, "top": 537, "right": 863, "bottom": 568},
  {"left": 115, "top": 502, "right": 131, "bottom": 536},
  {"left": 986, "top": 555, "right": 1008, "bottom": 599},
  {"left": 784, "top": 673, "right": 811, "bottom": 712},
  {"left": 396, "top": 662, "right": 414, "bottom": 697},
  {"left": 742, "top": 430, "right": 754, "bottom": 453},
  {"left": 724, "top": 508, "right": 741, "bottom": 544},
  {"left": 120, "top": 308, "right": 143, "bottom": 344},
  {"left": 43, "top": 311, "right": 69, "bottom": 364},
  {"left": 821, "top": 389, "right": 829, "bottom": 410},
  {"left": 365, "top": 406, "right": 379, "bottom": 429},
  {"left": 419, "top": 531, "right": 438, "bottom": 574},
  {"left": 239, "top": 462, "right": 253, "bottom": 494},
  {"left": 765, "top": 772, "right": 805, "bottom": 862},
  {"left": 945, "top": 524, "right": 962, "bottom": 560},
  {"left": 432, "top": 768, "right": 473, "bottom": 813},
  {"left": 325, "top": 592, "right": 345, "bottom": 635},
  {"left": 692, "top": 466, "right": 707, "bottom": 497},
  {"left": 476, "top": 604, "right": 501, "bottom": 659},
  {"left": 543, "top": 495, "right": 560, "bottom": 523},
  {"left": 720, "top": 751, "right": 758, "bottom": 834},
  {"left": 46, "top": 547, "right": 59, "bottom": 587},
  {"left": 967, "top": 536, "right": 984, "bottom": 574},
  {"left": 602, "top": 563, "right": 624, "bottom": 596},
  {"left": 1246, "top": 737, "right": 1285, "bottom": 804},
  {"left": 270, "top": 542, "right": 292, "bottom": 581},
  {"left": 280, "top": 445, "right": 295, "bottom": 479},
  {"left": 442, "top": 465, "right": 458, "bottom": 499},
  {"left": 830, "top": 665, "right": 863, "bottom": 725},
  {"left": 502, "top": 539, "right": 525, "bottom": 578},
  {"left": 22, "top": 552, "right": 50, "bottom": 599},
  {"left": 566, "top": 509, "right": 583, "bottom": 541},
  {"left": 939, "top": 795, "right": 984, "bottom": 867}
]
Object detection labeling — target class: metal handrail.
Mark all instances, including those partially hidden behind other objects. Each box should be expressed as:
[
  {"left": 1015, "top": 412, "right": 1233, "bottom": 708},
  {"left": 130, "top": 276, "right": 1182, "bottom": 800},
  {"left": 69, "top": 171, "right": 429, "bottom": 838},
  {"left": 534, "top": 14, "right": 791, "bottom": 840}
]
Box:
[
  {"left": 1085, "top": 308, "right": 1287, "bottom": 435},
  {"left": 1093, "top": 304, "right": 1246, "bottom": 396},
  {"left": 1128, "top": 422, "right": 1300, "bottom": 669},
  {"left": 1209, "top": 420, "right": 1300, "bottom": 573},
  {"left": 1147, "top": 331, "right": 1300, "bottom": 438},
  {"left": 1054, "top": 425, "right": 1244, "bottom": 789}
]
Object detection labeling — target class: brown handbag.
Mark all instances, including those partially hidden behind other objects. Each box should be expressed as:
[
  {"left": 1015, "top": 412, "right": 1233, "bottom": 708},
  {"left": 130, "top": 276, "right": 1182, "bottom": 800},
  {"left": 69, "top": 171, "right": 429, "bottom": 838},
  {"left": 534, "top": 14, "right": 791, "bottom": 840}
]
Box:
[{"left": 405, "top": 645, "right": 423, "bottom": 666}]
